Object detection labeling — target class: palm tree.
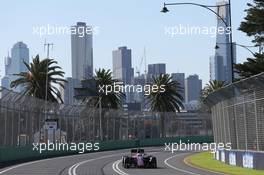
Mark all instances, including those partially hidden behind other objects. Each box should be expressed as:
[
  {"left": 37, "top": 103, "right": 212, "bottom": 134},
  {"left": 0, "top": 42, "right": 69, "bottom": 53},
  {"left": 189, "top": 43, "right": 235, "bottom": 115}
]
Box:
[
  {"left": 146, "top": 74, "right": 184, "bottom": 138},
  {"left": 79, "top": 68, "right": 125, "bottom": 108},
  {"left": 75, "top": 68, "right": 125, "bottom": 140},
  {"left": 95, "top": 69, "right": 125, "bottom": 108},
  {"left": 10, "top": 55, "right": 67, "bottom": 103},
  {"left": 201, "top": 80, "right": 225, "bottom": 100}
]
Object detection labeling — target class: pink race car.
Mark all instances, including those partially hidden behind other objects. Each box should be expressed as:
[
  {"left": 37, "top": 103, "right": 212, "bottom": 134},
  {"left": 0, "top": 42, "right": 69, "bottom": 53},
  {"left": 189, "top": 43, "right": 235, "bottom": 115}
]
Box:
[{"left": 122, "top": 149, "right": 157, "bottom": 168}]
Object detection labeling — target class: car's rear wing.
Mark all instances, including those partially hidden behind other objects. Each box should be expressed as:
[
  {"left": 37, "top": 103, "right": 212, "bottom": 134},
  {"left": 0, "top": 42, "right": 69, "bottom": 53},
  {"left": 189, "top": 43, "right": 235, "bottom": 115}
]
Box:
[{"left": 131, "top": 149, "right": 144, "bottom": 154}]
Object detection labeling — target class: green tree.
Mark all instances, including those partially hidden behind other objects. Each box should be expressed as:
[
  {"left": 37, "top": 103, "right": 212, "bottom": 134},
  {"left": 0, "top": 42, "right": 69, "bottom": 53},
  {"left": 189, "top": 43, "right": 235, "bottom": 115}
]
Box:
[
  {"left": 93, "top": 69, "right": 125, "bottom": 109},
  {"left": 76, "top": 68, "right": 125, "bottom": 140},
  {"left": 202, "top": 80, "right": 225, "bottom": 100},
  {"left": 146, "top": 74, "right": 184, "bottom": 138},
  {"left": 10, "top": 55, "right": 67, "bottom": 103},
  {"left": 239, "top": 0, "right": 264, "bottom": 44},
  {"left": 235, "top": 0, "right": 264, "bottom": 78},
  {"left": 234, "top": 53, "right": 264, "bottom": 78}
]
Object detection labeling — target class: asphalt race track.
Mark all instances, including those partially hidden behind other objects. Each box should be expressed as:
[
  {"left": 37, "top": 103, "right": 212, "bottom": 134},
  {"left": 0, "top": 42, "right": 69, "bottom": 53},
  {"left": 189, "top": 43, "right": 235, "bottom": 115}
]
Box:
[{"left": 0, "top": 147, "right": 223, "bottom": 175}]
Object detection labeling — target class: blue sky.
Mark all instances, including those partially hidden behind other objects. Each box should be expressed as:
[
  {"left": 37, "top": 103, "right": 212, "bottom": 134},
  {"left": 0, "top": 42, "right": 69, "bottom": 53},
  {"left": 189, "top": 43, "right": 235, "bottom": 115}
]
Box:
[{"left": 0, "top": 0, "right": 256, "bottom": 86}]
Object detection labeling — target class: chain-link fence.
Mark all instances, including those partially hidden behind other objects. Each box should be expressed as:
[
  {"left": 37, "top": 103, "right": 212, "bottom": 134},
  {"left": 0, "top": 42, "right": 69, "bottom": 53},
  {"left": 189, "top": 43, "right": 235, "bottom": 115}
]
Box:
[
  {"left": 206, "top": 73, "right": 264, "bottom": 151},
  {"left": 0, "top": 87, "right": 212, "bottom": 147}
]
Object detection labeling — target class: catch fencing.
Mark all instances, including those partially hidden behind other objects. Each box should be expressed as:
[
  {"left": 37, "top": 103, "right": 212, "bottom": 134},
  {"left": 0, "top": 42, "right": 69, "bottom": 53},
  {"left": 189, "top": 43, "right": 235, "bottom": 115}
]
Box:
[
  {"left": 0, "top": 87, "right": 212, "bottom": 146},
  {"left": 206, "top": 73, "right": 264, "bottom": 151}
]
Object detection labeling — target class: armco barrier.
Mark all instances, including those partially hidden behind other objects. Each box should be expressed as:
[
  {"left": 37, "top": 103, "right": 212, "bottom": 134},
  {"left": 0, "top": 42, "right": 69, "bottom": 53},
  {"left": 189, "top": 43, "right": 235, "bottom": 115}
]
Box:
[{"left": 0, "top": 136, "right": 213, "bottom": 164}]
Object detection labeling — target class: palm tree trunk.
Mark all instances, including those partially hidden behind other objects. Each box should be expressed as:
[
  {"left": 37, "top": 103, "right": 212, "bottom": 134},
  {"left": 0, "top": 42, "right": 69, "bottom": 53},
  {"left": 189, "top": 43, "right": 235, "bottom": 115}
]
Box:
[
  {"left": 101, "top": 109, "right": 106, "bottom": 140},
  {"left": 160, "top": 113, "right": 166, "bottom": 138}
]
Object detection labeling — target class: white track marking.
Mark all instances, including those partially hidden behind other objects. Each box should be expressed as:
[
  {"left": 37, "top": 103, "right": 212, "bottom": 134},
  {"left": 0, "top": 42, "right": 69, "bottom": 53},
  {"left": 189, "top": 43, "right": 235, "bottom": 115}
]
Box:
[
  {"left": 0, "top": 149, "right": 118, "bottom": 174},
  {"left": 69, "top": 148, "right": 162, "bottom": 175},
  {"left": 0, "top": 148, "right": 161, "bottom": 175},
  {"left": 0, "top": 151, "right": 118, "bottom": 175},
  {"left": 0, "top": 155, "right": 70, "bottom": 174},
  {"left": 0, "top": 159, "right": 47, "bottom": 174},
  {"left": 111, "top": 151, "right": 160, "bottom": 175},
  {"left": 164, "top": 153, "right": 203, "bottom": 175},
  {"left": 68, "top": 153, "right": 121, "bottom": 175},
  {"left": 112, "top": 159, "right": 129, "bottom": 175}
]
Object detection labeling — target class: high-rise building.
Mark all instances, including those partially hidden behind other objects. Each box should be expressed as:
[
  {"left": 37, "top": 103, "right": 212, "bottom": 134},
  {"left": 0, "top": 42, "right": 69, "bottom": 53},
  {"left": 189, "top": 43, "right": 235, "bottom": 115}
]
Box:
[
  {"left": 61, "top": 77, "right": 80, "bottom": 104},
  {"left": 71, "top": 22, "right": 93, "bottom": 80},
  {"left": 171, "top": 73, "right": 185, "bottom": 100},
  {"left": 112, "top": 46, "right": 134, "bottom": 84},
  {"left": 209, "top": 54, "right": 225, "bottom": 82},
  {"left": 112, "top": 46, "right": 134, "bottom": 102},
  {"left": 1, "top": 42, "right": 29, "bottom": 92},
  {"left": 214, "top": 0, "right": 236, "bottom": 84},
  {"left": 1, "top": 53, "right": 11, "bottom": 89},
  {"left": 185, "top": 74, "right": 202, "bottom": 103},
  {"left": 133, "top": 75, "right": 146, "bottom": 103},
  {"left": 148, "top": 63, "right": 166, "bottom": 77},
  {"left": 1, "top": 76, "right": 9, "bottom": 89}
]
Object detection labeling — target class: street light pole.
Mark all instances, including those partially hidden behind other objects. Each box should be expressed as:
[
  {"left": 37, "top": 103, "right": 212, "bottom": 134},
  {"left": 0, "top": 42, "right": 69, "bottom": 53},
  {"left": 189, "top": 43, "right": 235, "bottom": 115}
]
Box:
[
  {"left": 161, "top": 1, "right": 235, "bottom": 83},
  {"left": 161, "top": 2, "right": 229, "bottom": 27},
  {"left": 228, "top": 0, "right": 234, "bottom": 83},
  {"left": 216, "top": 43, "right": 257, "bottom": 56}
]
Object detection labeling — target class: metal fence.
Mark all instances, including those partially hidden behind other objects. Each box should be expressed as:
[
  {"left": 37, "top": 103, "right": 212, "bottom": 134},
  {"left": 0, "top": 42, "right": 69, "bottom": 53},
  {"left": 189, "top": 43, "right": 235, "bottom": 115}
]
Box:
[
  {"left": 0, "top": 87, "right": 212, "bottom": 147},
  {"left": 206, "top": 73, "right": 264, "bottom": 151}
]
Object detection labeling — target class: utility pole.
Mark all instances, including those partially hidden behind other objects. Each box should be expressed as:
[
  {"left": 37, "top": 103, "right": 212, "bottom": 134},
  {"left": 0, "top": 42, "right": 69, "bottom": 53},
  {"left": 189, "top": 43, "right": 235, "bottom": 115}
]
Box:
[
  {"left": 99, "top": 96, "right": 102, "bottom": 140},
  {"left": 44, "top": 41, "right": 54, "bottom": 120},
  {"left": 43, "top": 41, "right": 53, "bottom": 143}
]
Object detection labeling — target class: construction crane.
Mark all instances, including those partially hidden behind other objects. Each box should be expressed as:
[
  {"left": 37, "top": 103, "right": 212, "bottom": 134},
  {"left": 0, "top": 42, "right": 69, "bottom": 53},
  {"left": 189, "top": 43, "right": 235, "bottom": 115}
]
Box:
[{"left": 135, "top": 47, "right": 147, "bottom": 77}]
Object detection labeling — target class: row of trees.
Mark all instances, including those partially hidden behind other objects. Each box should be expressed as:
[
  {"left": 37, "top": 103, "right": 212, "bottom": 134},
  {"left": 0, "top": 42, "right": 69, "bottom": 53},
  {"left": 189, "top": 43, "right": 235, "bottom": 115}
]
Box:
[{"left": 10, "top": 57, "right": 184, "bottom": 138}]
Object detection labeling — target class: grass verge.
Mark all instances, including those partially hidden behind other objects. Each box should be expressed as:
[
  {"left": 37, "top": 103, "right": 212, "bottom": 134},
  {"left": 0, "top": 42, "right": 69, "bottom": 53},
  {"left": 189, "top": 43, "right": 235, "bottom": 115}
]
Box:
[{"left": 185, "top": 152, "right": 264, "bottom": 175}]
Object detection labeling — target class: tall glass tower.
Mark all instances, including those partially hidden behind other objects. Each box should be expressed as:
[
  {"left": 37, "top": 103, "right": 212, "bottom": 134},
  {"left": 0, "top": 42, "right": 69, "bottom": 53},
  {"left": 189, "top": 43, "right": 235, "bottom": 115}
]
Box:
[
  {"left": 214, "top": 0, "right": 236, "bottom": 83},
  {"left": 71, "top": 22, "right": 93, "bottom": 80},
  {"left": 1, "top": 42, "right": 29, "bottom": 92}
]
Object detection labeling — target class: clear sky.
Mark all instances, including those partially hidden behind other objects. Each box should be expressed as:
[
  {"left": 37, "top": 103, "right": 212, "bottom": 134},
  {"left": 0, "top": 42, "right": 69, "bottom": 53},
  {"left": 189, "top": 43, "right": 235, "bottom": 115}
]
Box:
[{"left": 0, "top": 0, "right": 257, "bottom": 86}]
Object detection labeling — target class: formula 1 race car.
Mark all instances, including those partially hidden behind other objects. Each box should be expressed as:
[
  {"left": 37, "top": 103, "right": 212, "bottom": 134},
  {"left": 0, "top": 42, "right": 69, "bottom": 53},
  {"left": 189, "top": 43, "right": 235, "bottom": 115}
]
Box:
[{"left": 122, "top": 149, "right": 157, "bottom": 168}]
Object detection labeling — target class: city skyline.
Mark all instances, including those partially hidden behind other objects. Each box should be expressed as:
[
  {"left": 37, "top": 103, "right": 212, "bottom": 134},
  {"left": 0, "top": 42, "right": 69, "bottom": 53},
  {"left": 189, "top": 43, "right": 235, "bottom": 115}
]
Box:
[{"left": 0, "top": 0, "right": 257, "bottom": 87}]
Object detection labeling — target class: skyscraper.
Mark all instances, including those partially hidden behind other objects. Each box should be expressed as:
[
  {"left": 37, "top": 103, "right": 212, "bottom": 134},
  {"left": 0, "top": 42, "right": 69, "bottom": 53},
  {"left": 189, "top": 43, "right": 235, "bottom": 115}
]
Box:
[
  {"left": 61, "top": 77, "right": 80, "bottom": 104},
  {"left": 1, "top": 54, "right": 11, "bottom": 89},
  {"left": 133, "top": 74, "right": 146, "bottom": 103},
  {"left": 171, "top": 73, "right": 185, "bottom": 100},
  {"left": 112, "top": 46, "right": 134, "bottom": 102},
  {"left": 1, "top": 42, "right": 29, "bottom": 92},
  {"left": 185, "top": 74, "right": 202, "bottom": 103},
  {"left": 71, "top": 22, "right": 93, "bottom": 80},
  {"left": 214, "top": 0, "right": 236, "bottom": 84},
  {"left": 209, "top": 54, "right": 225, "bottom": 82},
  {"left": 148, "top": 63, "right": 166, "bottom": 77},
  {"left": 112, "top": 46, "right": 134, "bottom": 84}
]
